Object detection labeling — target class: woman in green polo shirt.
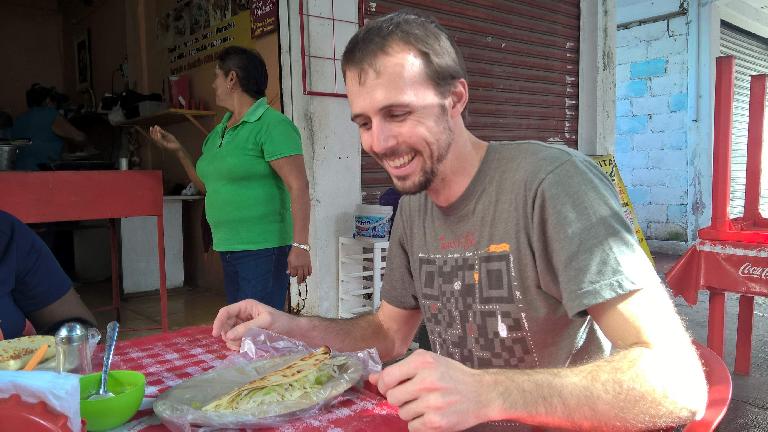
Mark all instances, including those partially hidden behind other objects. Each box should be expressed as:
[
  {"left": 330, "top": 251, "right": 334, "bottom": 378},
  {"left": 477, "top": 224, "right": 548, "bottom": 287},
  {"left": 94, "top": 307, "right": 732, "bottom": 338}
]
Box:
[{"left": 148, "top": 46, "right": 311, "bottom": 309}]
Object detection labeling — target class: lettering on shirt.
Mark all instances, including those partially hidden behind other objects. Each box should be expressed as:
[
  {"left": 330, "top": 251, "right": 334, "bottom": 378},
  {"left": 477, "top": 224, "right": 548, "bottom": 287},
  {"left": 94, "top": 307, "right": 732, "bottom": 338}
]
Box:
[{"left": 438, "top": 232, "right": 477, "bottom": 251}]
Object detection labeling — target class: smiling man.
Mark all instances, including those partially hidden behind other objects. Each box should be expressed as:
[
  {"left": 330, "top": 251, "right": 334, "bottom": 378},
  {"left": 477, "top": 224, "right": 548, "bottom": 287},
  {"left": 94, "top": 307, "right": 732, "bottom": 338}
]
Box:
[{"left": 212, "top": 10, "right": 707, "bottom": 431}]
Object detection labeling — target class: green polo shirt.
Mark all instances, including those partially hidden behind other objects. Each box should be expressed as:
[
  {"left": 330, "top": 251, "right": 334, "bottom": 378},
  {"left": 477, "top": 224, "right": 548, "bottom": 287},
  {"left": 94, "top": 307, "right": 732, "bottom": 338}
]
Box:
[{"left": 197, "top": 98, "right": 303, "bottom": 251}]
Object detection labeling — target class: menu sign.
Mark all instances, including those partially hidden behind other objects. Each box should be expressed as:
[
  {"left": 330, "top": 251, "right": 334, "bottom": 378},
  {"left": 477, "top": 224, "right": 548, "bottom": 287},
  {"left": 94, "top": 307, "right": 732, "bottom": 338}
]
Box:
[{"left": 251, "top": 0, "right": 278, "bottom": 38}]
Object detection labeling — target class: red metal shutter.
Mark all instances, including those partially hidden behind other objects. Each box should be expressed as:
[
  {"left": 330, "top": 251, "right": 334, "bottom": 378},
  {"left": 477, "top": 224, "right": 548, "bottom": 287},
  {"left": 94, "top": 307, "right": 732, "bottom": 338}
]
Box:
[{"left": 360, "top": 0, "right": 580, "bottom": 201}]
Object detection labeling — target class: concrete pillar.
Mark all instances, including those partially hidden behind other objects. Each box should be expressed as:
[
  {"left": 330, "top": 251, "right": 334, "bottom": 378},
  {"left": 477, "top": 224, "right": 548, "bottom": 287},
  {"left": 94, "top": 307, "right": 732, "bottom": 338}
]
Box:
[{"left": 578, "top": 0, "right": 617, "bottom": 156}]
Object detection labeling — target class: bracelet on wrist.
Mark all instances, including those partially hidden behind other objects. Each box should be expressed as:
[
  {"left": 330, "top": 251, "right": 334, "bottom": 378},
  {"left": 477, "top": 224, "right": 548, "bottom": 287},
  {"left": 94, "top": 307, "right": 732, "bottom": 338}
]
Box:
[{"left": 292, "top": 242, "right": 311, "bottom": 252}]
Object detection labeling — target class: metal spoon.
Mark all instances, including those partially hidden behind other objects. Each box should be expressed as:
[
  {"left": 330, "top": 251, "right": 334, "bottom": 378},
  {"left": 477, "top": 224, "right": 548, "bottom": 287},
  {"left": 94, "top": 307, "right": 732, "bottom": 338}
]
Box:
[{"left": 88, "top": 321, "right": 119, "bottom": 400}]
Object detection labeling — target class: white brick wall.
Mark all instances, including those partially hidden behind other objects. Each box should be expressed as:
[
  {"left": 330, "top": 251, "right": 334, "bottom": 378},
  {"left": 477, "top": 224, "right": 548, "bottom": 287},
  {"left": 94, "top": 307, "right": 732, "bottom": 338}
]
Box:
[{"left": 615, "top": 13, "right": 691, "bottom": 242}]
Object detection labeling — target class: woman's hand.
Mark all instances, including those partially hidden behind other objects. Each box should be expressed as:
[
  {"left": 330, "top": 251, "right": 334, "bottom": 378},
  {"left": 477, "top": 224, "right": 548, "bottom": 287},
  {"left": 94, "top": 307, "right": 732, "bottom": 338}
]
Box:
[
  {"left": 288, "top": 247, "right": 312, "bottom": 285},
  {"left": 149, "top": 125, "right": 182, "bottom": 153}
]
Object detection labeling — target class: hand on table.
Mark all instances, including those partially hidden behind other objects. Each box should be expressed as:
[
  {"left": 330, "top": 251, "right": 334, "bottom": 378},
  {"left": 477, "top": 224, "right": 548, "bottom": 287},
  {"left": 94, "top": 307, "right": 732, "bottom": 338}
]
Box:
[
  {"left": 148, "top": 126, "right": 182, "bottom": 153},
  {"left": 287, "top": 247, "right": 312, "bottom": 284},
  {"left": 370, "top": 349, "right": 492, "bottom": 432},
  {"left": 211, "top": 299, "right": 293, "bottom": 350}
]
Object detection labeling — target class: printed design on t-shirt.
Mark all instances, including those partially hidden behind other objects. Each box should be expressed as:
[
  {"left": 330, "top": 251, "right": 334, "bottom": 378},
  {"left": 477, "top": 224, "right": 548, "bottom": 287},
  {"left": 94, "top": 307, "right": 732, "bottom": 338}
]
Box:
[{"left": 417, "top": 244, "right": 537, "bottom": 369}]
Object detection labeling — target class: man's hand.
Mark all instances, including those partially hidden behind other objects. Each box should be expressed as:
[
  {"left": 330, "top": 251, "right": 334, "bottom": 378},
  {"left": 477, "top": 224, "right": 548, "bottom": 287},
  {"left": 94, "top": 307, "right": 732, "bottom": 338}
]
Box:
[
  {"left": 370, "top": 349, "right": 491, "bottom": 432},
  {"left": 287, "top": 247, "right": 312, "bottom": 284},
  {"left": 211, "top": 299, "right": 294, "bottom": 350}
]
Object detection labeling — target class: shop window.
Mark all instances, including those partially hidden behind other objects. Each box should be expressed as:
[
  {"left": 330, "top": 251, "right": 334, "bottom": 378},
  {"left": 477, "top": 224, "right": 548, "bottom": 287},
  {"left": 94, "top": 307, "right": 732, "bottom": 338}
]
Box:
[{"left": 299, "top": 0, "right": 361, "bottom": 97}]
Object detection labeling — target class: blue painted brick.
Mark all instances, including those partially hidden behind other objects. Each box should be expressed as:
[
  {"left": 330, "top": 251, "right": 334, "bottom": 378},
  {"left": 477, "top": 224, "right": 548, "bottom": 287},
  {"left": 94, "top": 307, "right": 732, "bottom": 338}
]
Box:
[
  {"left": 617, "top": 151, "right": 648, "bottom": 169},
  {"left": 674, "top": 173, "right": 688, "bottom": 187},
  {"left": 617, "top": 116, "right": 648, "bottom": 134},
  {"left": 628, "top": 187, "right": 651, "bottom": 205},
  {"left": 664, "top": 131, "right": 687, "bottom": 150},
  {"left": 630, "top": 58, "right": 667, "bottom": 79},
  {"left": 667, "top": 204, "right": 687, "bottom": 223},
  {"left": 617, "top": 99, "right": 632, "bottom": 116},
  {"left": 615, "top": 135, "right": 631, "bottom": 154},
  {"left": 669, "top": 93, "right": 688, "bottom": 112},
  {"left": 618, "top": 80, "right": 648, "bottom": 98}
]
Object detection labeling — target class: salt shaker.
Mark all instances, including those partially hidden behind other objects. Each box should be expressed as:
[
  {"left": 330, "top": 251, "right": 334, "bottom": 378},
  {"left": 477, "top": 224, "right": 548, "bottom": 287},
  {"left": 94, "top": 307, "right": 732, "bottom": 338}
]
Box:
[{"left": 55, "top": 322, "right": 92, "bottom": 374}]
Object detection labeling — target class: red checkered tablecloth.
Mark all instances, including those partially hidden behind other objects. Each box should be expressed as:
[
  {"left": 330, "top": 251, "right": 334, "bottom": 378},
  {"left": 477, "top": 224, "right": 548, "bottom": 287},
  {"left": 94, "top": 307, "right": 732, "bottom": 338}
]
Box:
[
  {"left": 97, "top": 326, "right": 232, "bottom": 397},
  {"left": 98, "top": 326, "right": 407, "bottom": 431}
]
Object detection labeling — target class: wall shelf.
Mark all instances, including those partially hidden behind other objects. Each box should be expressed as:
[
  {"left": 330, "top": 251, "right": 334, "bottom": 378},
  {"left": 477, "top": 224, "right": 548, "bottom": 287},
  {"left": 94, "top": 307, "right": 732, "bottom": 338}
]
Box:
[{"left": 117, "top": 109, "right": 216, "bottom": 136}]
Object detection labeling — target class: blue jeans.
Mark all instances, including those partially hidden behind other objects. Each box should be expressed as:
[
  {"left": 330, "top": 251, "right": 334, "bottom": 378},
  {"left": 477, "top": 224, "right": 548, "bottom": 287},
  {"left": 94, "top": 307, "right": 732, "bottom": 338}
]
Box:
[{"left": 219, "top": 246, "right": 291, "bottom": 309}]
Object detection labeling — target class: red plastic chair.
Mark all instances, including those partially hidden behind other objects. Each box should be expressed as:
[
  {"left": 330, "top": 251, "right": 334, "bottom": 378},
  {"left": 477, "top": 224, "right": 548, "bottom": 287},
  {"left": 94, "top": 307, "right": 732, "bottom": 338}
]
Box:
[{"left": 683, "top": 340, "right": 732, "bottom": 432}]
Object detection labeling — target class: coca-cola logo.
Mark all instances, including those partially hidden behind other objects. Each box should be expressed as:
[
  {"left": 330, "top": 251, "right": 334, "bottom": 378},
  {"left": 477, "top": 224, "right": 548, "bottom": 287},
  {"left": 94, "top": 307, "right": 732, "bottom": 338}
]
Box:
[{"left": 739, "top": 262, "right": 768, "bottom": 279}]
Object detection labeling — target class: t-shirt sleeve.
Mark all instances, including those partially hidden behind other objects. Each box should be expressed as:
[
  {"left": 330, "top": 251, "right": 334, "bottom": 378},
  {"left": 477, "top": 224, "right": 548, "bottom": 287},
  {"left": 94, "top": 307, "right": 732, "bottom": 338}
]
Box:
[
  {"left": 13, "top": 219, "right": 72, "bottom": 314},
  {"left": 531, "top": 155, "right": 662, "bottom": 318},
  {"left": 262, "top": 115, "right": 303, "bottom": 162},
  {"left": 380, "top": 203, "right": 420, "bottom": 309}
]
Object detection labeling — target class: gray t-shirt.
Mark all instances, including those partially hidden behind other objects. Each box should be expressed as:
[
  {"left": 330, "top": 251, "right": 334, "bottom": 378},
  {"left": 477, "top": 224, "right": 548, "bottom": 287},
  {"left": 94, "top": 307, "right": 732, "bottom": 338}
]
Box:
[{"left": 382, "top": 142, "right": 662, "bottom": 427}]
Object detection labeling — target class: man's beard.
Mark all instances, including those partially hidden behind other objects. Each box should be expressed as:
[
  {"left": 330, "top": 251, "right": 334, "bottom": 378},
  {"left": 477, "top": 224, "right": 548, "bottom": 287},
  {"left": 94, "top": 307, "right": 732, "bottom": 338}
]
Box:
[{"left": 390, "top": 112, "right": 454, "bottom": 195}]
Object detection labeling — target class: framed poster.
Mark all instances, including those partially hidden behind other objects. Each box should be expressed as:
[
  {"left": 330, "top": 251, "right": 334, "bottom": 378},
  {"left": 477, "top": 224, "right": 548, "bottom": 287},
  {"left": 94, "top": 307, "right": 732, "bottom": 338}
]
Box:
[{"left": 75, "top": 30, "right": 92, "bottom": 90}]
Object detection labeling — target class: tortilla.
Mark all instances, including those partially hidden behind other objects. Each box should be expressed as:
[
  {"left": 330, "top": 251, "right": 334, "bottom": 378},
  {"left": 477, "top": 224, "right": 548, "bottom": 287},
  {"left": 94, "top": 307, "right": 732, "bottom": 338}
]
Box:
[
  {"left": 153, "top": 349, "right": 363, "bottom": 428},
  {"left": 203, "top": 346, "right": 333, "bottom": 411},
  {"left": 0, "top": 335, "right": 55, "bottom": 371}
]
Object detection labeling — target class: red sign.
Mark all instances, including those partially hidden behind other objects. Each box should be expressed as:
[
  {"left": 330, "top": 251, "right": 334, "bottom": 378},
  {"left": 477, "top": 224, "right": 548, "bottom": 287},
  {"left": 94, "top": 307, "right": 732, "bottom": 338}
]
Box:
[{"left": 251, "top": 0, "right": 277, "bottom": 38}]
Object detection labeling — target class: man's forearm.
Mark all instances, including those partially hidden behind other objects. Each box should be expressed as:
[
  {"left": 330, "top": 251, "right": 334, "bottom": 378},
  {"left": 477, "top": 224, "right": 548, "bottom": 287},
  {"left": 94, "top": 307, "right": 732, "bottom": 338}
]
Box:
[
  {"left": 278, "top": 313, "right": 401, "bottom": 359},
  {"left": 482, "top": 345, "right": 707, "bottom": 431}
]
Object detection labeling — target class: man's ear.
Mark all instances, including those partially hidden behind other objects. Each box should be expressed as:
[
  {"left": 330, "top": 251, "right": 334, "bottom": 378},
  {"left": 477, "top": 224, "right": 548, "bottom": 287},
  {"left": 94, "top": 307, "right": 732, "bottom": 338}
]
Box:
[
  {"left": 227, "top": 71, "right": 238, "bottom": 86},
  {"left": 448, "top": 79, "right": 469, "bottom": 119}
]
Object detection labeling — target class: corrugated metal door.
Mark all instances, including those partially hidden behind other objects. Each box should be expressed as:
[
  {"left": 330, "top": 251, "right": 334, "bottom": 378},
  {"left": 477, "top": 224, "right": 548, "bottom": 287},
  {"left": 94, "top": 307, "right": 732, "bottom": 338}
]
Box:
[
  {"left": 360, "top": 0, "right": 580, "bottom": 201},
  {"left": 720, "top": 23, "right": 768, "bottom": 217}
]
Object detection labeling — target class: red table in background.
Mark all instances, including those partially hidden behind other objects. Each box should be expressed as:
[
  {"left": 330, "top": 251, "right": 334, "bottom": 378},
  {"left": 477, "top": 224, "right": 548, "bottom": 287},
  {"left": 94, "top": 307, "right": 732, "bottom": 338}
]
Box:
[
  {"left": 105, "top": 326, "right": 408, "bottom": 432},
  {"left": 666, "top": 239, "right": 768, "bottom": 375},
  {"left": 0, "top": 170, "right": 169, "bottom": 332}
]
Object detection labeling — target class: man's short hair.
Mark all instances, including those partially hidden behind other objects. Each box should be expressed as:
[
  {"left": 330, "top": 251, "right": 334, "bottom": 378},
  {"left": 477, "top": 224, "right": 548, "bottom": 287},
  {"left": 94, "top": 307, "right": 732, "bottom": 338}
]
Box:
[{"left": 341, "top": 10, "right": 467, "bottom": 97}]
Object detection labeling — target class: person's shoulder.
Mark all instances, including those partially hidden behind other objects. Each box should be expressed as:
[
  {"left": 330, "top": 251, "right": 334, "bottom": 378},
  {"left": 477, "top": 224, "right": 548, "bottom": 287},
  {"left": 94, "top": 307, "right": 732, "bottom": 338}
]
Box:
[
  {"left": 491, "top": 140, "right": 587, "bottom": 177},
  {"left": 0, "top": 211, "right": 27, "bottom": 247},
  {"left": 261, "top": 105, "right": 296, "bottom": 126},
  {"left": 396, "top": 191, "right": 430, "bottom": 218},
  {"left": 0, "top": 210, "right": 22, "bottom": 232},
  {"left": 493, "top": 140, "right": 580, "bottom": 163}
]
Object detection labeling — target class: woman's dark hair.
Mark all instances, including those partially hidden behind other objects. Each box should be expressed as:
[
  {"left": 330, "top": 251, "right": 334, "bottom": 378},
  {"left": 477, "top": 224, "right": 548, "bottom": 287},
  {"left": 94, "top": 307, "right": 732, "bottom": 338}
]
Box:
[
  {"left": 26, "top": 83, "right": 55, "bottom": 108},
  {"left": 216, "top": 46, "right": 268, "bottom": 100}
]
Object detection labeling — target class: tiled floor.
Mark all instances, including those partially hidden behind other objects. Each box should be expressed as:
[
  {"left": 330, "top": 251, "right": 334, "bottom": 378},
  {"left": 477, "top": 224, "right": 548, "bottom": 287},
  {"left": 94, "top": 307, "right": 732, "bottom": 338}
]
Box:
[{"left": 76, "top": 282, "right": 227, "bottom": 340}]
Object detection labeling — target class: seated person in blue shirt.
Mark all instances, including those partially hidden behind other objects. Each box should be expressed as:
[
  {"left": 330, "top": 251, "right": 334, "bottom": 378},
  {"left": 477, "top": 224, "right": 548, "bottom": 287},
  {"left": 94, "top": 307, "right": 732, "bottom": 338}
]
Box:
[
  {"left": 11, "top": 83, "right": 86, "bottom": 171},
  {"left": 0, "top": 210, "right": 95, "bottom": 340}
]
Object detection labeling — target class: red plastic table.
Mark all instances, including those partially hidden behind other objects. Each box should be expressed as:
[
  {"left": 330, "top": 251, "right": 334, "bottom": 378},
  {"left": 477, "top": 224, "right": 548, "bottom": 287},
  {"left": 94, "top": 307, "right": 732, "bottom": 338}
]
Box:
[
  {"left": 104, "top": 326, "right": 408, "bottom": 431},
  {"left": 666, "top": 239, "right": 768, "bottom": 375},
  {"left": 0, "top": 170, "right": 169, "bottom": 332}
]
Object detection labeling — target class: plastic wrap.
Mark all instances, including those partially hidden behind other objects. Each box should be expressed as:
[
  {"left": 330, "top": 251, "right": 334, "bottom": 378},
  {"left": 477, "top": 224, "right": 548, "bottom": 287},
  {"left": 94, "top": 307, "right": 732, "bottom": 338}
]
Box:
[{"left": 153, "top": 327, "right": 382, "bottom": 432}]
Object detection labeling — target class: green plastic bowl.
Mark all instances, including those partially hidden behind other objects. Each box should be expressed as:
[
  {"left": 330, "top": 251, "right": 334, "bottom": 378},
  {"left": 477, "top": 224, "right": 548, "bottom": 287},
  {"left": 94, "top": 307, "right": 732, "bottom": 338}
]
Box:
[{"left": 79, "top": 370, "right": 146, "bottom": 431}]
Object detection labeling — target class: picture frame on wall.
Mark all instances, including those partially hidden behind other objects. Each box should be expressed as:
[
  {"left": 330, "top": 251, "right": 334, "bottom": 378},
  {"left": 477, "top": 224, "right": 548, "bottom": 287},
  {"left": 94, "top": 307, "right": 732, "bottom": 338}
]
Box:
[{"left": 75, "top": 30, "right": 92, "bottom": 90}]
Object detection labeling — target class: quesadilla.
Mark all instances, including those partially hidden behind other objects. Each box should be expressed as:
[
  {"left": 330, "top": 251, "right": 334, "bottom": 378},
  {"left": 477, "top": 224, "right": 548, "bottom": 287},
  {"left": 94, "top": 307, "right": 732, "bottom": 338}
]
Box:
[
  {"left": 203, "top": 346, "right": 348, "bottom": 412},
  {"left": 0, "top": 335, "right": 55, "bottom": 371}
]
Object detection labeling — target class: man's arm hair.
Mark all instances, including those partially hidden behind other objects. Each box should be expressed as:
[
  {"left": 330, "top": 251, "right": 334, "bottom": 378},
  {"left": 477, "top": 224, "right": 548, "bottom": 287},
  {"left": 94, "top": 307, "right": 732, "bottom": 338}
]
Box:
[
  {"left": 278, "top": 301, "right": 423, "bottom": 361},
  {"left": 479, "top": 286, "right": 707, "bottom": 430}
]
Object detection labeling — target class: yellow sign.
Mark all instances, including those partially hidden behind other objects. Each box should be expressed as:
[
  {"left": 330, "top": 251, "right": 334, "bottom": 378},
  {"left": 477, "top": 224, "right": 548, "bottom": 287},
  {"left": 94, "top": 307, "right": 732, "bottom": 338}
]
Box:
[
  {"left": 591, "top": 155, "right": 654, "bottom": 264},
  {"left": 160, "top": 4, "right": 252, "bottom": 75}
]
